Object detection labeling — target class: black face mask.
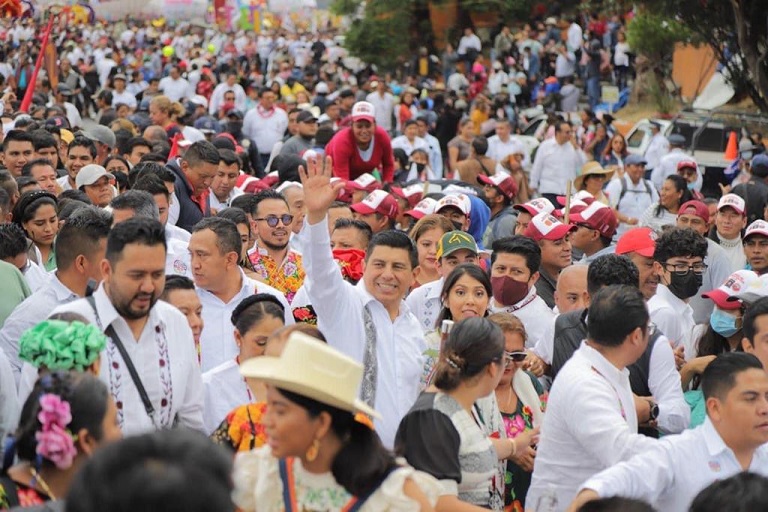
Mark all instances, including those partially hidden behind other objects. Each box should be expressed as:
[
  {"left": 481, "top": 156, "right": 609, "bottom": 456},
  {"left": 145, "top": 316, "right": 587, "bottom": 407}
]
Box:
[
  {"left": 226, "top": 121, "right": 243, "bottom": 136},
  {"left": 451, "top": 219, "right": 464, "bottom": 231},
  {"left": 668, "top": 271, "right": 703, "bottom": 300}
]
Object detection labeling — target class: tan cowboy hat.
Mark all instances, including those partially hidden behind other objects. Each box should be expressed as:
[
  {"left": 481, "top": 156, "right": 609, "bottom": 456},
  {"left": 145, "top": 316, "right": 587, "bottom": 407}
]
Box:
[
  {"left": 573, "top": 161, "right": 615, "bottom": 190},
  {"left": 240, "top": 332, "right": 381, "bottom": 419}
]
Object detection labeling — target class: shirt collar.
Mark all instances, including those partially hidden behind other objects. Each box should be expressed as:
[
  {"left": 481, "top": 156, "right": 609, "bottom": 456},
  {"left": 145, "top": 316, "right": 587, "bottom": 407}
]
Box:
[
  {"left": 701, "top": 417, "right": 730, "bottom": 458},
  {"left": 579, "top": 340, "right": 631, "bottom": 381},
  {"left": 425, "top": 277, "right": 444, "bottom": 301},
  {"left": 50, "top": 273, "right": 81, "bottom": 302},
  {"left": 657, "top": 284, "right": 690, "bottom": 310}
]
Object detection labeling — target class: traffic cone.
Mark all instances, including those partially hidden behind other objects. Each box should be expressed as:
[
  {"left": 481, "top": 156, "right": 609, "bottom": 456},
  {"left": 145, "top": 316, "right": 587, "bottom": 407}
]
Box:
[{"left": 725, "top": 131, "right": 738, "bottom": 160}]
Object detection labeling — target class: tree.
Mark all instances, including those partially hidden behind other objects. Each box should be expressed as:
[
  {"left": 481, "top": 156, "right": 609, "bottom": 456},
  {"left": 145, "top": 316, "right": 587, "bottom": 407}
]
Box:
[{"left": 642, "top": 0, "right": 768, "bottom": 112}]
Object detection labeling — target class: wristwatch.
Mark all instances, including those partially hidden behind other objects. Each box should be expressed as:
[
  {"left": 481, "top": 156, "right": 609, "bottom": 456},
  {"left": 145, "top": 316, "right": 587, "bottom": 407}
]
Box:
[{"left": 647, "top": 399, "right": 659, "bottom": 421}]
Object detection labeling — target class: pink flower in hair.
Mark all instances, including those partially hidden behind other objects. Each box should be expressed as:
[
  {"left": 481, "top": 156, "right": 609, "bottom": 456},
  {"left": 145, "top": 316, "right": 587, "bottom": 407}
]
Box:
[{"left": 35, "top": 393, "right": 77, "bottom": 469}]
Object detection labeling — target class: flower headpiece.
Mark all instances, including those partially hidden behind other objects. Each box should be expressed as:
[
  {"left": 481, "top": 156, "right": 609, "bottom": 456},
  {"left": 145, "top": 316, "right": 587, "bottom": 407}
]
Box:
[
  {"left": 19, "top": 320, "right": 107, "bottom": 372},
  {"left": 35, "top": 393, "right": 77, "bottom": 469}
]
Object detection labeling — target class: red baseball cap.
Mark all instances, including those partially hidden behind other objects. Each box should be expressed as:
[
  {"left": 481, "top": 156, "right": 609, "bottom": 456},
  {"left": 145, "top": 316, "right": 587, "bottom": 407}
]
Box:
[
  {"left": 478, "top": 173, "right": 518, "bottom": 201},
  {"left": 677, "top": 159, "right": 698, "bottom": 171},
  {"left": 616, "top": 227, "right": 657, "bottom": 258},
  {"left": 570, "top": 202, "right": 618, "bottom": 238},
  {"left": 523, "top": 212, "right": 576, "bottom": 242},
  {"left": 677, "top": 200, "right": 709, "bottom": 224},
  {"left": 347, "top": 173, "right": 382, "bottom": 192},
  {"left": 702, "top": 270, "right": 758, "bottom": 310},
  {"left": 404, "top": 198, "right": 437, "bottom": 220},
  {"left": 390, "top": 184, "right": 424, "bottom": 207},
  {"left": 350, "top": 190, "right": 399, "bottom": 219},
  {"left": 513, "top": 197, "right": 555, "bottom": 217}
]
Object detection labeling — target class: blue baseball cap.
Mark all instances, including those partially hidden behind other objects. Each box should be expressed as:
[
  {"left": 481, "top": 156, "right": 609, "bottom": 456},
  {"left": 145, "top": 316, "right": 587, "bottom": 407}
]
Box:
[{"left": 625, "top": 154, "right": 647, "bottom": 166}]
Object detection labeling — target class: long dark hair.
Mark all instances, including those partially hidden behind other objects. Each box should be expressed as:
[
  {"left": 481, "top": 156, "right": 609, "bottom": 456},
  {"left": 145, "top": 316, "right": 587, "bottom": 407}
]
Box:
[
  {"left": 656, "top": 175, "right": 691, "bottom": 217},
  {"left": 433, "top": 317, "right": 504, "bottom": 391},
  {"left": 434, "top": 264, "right": 492, "bottom": 329},
  {"left": 276, "top": 388, "right": 396, "bottom": 498},
  {"left": 693, "top": 322, "right": 744, "bottom": 389}
]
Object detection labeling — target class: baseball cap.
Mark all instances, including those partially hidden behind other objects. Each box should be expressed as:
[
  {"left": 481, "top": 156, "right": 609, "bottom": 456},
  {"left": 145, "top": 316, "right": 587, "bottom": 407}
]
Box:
[
  {"left": 668, "top": 134, "right": 686, "bottom": 146},
  {"left": 554, "top": 200, "right": 589, "bottom": 220},
  {"left": 390, "top": 184, "right": 423, "bottom": 207},
  {"left": 195, "top": 117, "right": 221, "bottom": 135},
  {"left": 523, "top": 212, "right": 576, "bottom": 242},
  {"left": 350, "top": 190, "right": 399, "bottom": 220},
  {"left": 717, "top": 193, "right": 746, "bottom": 216},
  {"left": 478, "top": 173, "right": 518, "bottom": 201},
  {"left": 404, "top": 198, "right": 437, "bottom": 220},
  {"left": 570, "top": 202, "right": 618, "bottom": 238},
  {"left": 226, "top": 109, "right": 244, "bottom": 120},
  {"left": 435, "top": 194, "right": 470, "bottom": 216},
  {"left": 75, "top": 164, "right": 113, "bottom": 189},
  {"left": 60, "top": 129, "right": 74, "bottom": 144},
  {"left": 56, "top": 84, "right": 73, "bottom": 96},
  {"left": 745, "top": 219, "right": 768, "bottom": 240},
  {"left": 677, "top": 200, "right": 710, "bottom": 223},
  {"left": 83, "top": 125, "right": 117, "bottom": 148},
  {"left": 751, "top": 154, "right": 768, "bottom": 178},
  {"left": 556, "top": 190, "right": 595, "bottom": 207},
  {"left": 190, "top": 95, "right": 209, "bottom": 109},
  {"left": 513, "top": 197, "right": 555, "bottom": 217},
  {"left": 726, "top": 273, "right": 768, "bottom": 305},
  {"left": 616, "top": 227, "right": 657, "bottom": 258},
  {"left": 702, "top": 270, "right": 758, "bottom": 310},
  {"left": 625, "top": 154, "right": 648, "bottom": 166},
  {"left": 436, "top": 231, "right": 478, "bottom": 260},
  {"left": 113, "top": 73, "right": 127, "bottom": 81},
  {"left": 296, "top": 110, "right": 318, "bottom": 123},
  {"left": 346, "top": 173, "right": 381, "bottom": 192},
  {"left": 677, "top": 159, "right": 698, "bottom": 171},
  {"left": 351, "top": 101, "right": 375, "bottom": 123}
]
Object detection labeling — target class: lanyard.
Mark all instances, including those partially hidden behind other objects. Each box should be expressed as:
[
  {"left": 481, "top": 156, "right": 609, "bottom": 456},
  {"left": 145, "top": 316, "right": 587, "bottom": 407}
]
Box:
[{"left": 590, "top": 366, "right": 627, "bottom": 422}]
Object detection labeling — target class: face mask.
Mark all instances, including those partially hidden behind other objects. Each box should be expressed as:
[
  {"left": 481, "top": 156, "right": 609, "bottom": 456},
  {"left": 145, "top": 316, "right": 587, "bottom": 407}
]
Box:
[
  {"left": 450, "top": 219, "right": 464, "bottom": 231},
  {"left": 710, "top": 309, "right": 740, "bottom": 338},
  {"left": 667, "top": 271, "right": 703, "bottom": 300},
  {"left": 412, "top": 162, "right": 426, "bottom": 174},
  {"left": 491, "top": 275, "right": 529, "bottom": 306},
  {"left": 686, "top": 182, "right": 696, "bottom": 191}
]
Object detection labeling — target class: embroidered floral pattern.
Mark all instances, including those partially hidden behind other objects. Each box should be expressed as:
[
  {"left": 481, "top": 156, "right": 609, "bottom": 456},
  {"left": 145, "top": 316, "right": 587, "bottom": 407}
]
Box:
[
  {"left": 211, "top": 402, "right": 268, "bottom": 453},
  {"left": 106, "top": 340, "right": 124, "bottom": 428},
  {"left": 248, "top": 249, "right": 305, "bottom": 304},
  {"left": 292, "top": 305, "right": 318, "bottom": 325},
  {"left": 156, "top": 322, "right": 174, "bottom": 427}
]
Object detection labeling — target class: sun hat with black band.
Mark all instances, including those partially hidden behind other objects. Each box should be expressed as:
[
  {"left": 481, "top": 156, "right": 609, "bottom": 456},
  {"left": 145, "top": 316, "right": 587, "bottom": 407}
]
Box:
[{"left": 240, "top": 331, "right": 380, "bottom": 419}]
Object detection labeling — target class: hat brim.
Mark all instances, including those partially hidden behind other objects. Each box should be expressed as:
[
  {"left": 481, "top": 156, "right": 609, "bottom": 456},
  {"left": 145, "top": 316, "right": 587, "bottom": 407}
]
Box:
[
  {"left": 535, "top": 223, "right": 576, "bottom": 241},
  {"left": 351, "top": 115, "right": 375, "bottom": 123},
  {"left": 703, "top": 289, "right": 742, "bottom": 309},
  {"left": 350, "top": 202, "right": 377, "bottom": 215},
  {"left": 512, "top": 204, "right": 539, "bottom": 216},
  {"left": 573, "top": 169, "right": 615, "bottom": 190},
  {"left": 404, "top": 209, "right": 427, "bottom": 219},
  {"left": 240, "top": 356, "right": 380, "bottom": 419},
  {"left": 78, "top": 171, "right": 114, "bottom": 188},
  {"left": 477, "top": 175, "right": 496, "bottom": 188}
]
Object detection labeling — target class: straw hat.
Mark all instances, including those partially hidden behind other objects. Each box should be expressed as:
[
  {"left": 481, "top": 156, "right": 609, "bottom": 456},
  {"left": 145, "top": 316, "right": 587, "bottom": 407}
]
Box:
[
  {"left": 573, "top": 161, "right": 615, "bottom": 190},
  {"left": 240, "top": 332, "right": 380, "bottom": 419}
]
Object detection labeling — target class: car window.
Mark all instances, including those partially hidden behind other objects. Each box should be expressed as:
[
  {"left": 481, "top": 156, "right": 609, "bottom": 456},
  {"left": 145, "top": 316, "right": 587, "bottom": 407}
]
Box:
[
  {"left": 694, "top": 126, "right": 727, "bottom": 152},
  {"left": 627, "top": 127, "right": 647, "bottom": 149}
]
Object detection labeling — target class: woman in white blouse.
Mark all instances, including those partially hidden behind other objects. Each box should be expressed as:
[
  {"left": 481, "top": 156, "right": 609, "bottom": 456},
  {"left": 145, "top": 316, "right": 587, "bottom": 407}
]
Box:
[{"left": 640, "top": 175, "right": 692, "bottom": 233}]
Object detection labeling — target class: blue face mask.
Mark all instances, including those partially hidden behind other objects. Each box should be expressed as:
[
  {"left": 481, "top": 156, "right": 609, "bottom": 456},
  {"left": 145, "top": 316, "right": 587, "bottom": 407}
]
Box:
[
  {"left": 710, "top": 309, "right": 740, "bottom": 338},
  {"left": 687, "top": 182, "right": 696, "bottom": 191}
]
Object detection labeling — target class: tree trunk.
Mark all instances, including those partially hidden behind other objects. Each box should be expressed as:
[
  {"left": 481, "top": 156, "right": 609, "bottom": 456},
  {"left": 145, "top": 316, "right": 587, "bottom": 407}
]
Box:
[{"left": 730, "top": 0, "right": 768, "bottom": 112}]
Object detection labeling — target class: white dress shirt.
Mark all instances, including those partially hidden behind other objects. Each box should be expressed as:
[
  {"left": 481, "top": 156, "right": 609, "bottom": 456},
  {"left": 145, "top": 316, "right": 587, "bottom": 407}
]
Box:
[
  {"left": 165, "top": 238, "right": 192, "bottom": 279},
  {"left": 202, "top": 357, "right": 252, "bottom": 434},
  {"left": 581, "top": 418, "right": 768, "bottom": 512},
  {"left": 208, "top": 186, "right": 244, "bottom": 212},
  {"left": 487, "top": 134, "right": 530, "bottom": 170},
  {"left": 405, "top": 277, "right": 443, "bottom": 333},
  {"left": 158, "top": 76, "right": 192, "bottom": 102},
  {"left": 0, "top": 348, "right": 18, "bottom": 457},
  {"left": 209, "top": 83, "right": 247, "bottom": 115},
  {"left": 0, "top": 274, "right": 79, "bottom": 383},
  {"left": 22, "top": 260, "right": 50, "bottom": 293},
  {"left": 489, "top": 287, "right": 555, "bottom": 350},
  {"left": 643, "top": 132, "right": 669, "bottom": 171},
  {"left": 196, "top": 270, "right": 293, "bottom": 372},
  {"left": 111, "top": 89, "right": 137, "bottom": 109},
  {"left": 648, "top": 284, "right": 697, "bottom": 360},
  {"left": 242, "top": 107, "right": 289, "bottom": 155},
  {"left": 390, "top": 135, "right": 429, "bottom": 157},
  {"left": 166, "top": 223, "right": 192, "bottom": 244},
  {"left": 303, "top": 215, "right": 426, "bottom": 449},
  {"left": 526, "top": 342, "right": 658, "bottom": 511},
  {"left": 457, "top": 34, "right": 482, "bottom": 55},
  {"left": 51, "top": 285, "right": 205, "bottom": 436},
  {"left": 423, "top": 132, "right": 444, "bottom": 177},
  {"left": 365, "top": 91, "right": 395, "bottom": 132},
  {"left": 529, "top": 138, "right": 586, "bottom": 195},
  {"left": 651, "top": 148, "right": 689, "bottom": 191}
]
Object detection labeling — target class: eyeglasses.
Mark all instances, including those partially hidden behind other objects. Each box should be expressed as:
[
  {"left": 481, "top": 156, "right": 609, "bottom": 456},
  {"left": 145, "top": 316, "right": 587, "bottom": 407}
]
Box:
[
  {"left": 254, "top": 214, "right": 294, "bottom": 227},
  {"left": 574, "top": 222, "right": 595, "bottom": 231},
  {"left": 504, "top": 350, "right": 527, "bottom": 367},
  {"left": 663, "top": 262, "right": 708, "bottom": 275}
]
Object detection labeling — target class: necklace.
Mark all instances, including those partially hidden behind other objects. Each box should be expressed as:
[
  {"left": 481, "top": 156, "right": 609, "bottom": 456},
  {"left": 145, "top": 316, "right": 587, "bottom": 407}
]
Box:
[{"left": 29, "top": 467, "right": 57, "bottom": 501}]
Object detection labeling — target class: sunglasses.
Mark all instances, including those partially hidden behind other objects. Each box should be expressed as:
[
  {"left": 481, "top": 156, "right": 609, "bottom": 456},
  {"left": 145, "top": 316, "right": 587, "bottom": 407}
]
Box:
[
  {"left": 504, "top": 350, "right": 527, "bottom": 367},
  {"left": 254, "top": 214, "right": 294, "bottom": 227}
]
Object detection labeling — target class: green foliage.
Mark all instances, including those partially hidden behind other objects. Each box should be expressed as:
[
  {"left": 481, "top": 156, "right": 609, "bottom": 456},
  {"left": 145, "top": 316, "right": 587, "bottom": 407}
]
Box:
[
  {"left": 343, "top": 10, "right": 411, "bottom": 71},
  {"left": 626, "top": 12, "right": 694, "bottom": 64}
]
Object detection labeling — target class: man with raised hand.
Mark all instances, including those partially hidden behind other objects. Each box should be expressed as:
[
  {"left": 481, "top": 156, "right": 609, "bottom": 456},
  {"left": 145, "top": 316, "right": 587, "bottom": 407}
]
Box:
[{"left": 300, "top": 154, "right": 425, "bottom": 449}]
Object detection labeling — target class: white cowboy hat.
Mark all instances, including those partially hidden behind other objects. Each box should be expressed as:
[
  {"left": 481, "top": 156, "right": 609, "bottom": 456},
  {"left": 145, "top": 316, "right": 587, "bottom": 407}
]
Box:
[{"left": 240, "top": 332, "right": 380, "bottom": 419}]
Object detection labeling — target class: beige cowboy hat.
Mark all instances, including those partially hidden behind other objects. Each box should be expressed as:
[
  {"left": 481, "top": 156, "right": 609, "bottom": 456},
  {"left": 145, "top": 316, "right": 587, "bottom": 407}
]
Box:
[
  {"left": 240, "top": 332, "right": 381, "bottom": 419},
  {"left": 573, "top": 161, "right": 615, "bottom": 190}
]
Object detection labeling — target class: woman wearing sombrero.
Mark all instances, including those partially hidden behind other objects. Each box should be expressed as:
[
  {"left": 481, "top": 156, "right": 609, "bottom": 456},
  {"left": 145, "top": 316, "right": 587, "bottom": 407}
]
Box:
[
  {"left": 573, "top": 161, "right": 614, "bottom": 205},
  {"left": 232, "top": 332, "right": 439, "bottom": 511}
]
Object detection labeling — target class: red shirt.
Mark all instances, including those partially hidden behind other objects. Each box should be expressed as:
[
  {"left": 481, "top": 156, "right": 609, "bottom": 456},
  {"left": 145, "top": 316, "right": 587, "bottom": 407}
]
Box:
[{"left": 325, "top": 126, "right": 395, "bottom": 182}]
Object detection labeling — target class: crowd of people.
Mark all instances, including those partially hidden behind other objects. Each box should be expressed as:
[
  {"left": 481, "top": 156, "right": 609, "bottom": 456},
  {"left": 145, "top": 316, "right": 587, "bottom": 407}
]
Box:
[{"left": 0, "top": 6, "right": 767, "bottom": 512}]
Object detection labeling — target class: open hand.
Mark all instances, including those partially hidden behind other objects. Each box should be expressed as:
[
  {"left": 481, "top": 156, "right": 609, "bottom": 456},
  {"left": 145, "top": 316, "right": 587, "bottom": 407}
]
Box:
[{"left": 298, "top": 154, "right": 345, "bottom": 225}]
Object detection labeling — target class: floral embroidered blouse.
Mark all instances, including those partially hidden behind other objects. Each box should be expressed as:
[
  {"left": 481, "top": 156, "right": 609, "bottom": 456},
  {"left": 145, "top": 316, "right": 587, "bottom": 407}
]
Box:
[
  {"left": 0, "top": 476, "right": 50, "bottom": 510},
  {"left": 247, "top": 245, "right": 305, "bottom": 304},
  {"left": 499, "top": 371, "right": 547, "bottom": 512}
]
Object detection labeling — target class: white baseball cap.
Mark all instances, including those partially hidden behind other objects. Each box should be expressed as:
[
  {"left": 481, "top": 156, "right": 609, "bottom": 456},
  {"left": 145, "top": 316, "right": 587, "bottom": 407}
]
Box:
[
  {"left": 513, "top": 197, "right": 555, "bottom": 217},
  {"left": 350, "top": 190, "right": 399, "bottom": 219},
  {"left": 405, "top": 197, "right": 437, "bottom": 220},
  {"left": 703, "top": 269, "right": 759, "bottom": 309},
  {"left": 351, "top": 101, "right": 376, "bottom": 123},
  {"left": 717, "top": 193, "right": 746, "bottom": 216},
  {"left": 523, "top": 211, "right": 576, "bottom": 242},
  {"left": 745, "top": 219, "right": 768, "bottom": 240},
  {"left": 75, "top": 164, "right": 113, "bottom": 188},
  {"left": 435, "top": 194, "right": 471, "bottom": 216}
]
